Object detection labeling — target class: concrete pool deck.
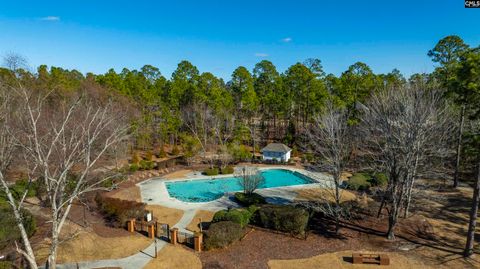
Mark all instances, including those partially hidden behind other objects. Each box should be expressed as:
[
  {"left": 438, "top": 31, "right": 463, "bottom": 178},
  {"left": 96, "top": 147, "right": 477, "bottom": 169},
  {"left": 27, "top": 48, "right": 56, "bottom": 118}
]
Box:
[{"left": 139, "top": 166, "right": 333, "bottom": 212}]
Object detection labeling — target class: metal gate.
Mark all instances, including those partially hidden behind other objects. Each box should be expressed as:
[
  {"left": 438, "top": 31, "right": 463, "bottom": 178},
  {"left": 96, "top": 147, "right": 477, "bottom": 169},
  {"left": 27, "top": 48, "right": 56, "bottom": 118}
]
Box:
[
  {"left": 177, "top": 231, "right": 195, "bottom": 247},
  {"left": 155, "top": 222, "right": 170, "bottom": 241}
]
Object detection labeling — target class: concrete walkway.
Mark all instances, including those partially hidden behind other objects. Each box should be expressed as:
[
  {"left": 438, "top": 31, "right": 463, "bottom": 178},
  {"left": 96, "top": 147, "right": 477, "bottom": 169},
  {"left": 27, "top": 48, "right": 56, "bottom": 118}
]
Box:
[
  {"left": 44, "top": 240, "right": 167, "bottom": 269},
  {"left": 173, "top": 209, "right": 197, "bottom": 234}
]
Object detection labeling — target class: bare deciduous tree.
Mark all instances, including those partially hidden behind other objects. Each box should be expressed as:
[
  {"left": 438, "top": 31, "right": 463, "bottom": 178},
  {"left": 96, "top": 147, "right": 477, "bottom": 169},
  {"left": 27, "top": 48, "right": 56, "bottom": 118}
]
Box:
[
  {"left": 305, "top": 103, "right": 353, "bottom": 234},
  {"left": 0, "top": 87, "right": 38, "bottom": 269},
  {"left": 212, "top": 108, "right": 235, "bottom": 169},
  {"left": 0, "top": 68, "right": 130, "bottom": 268},
  {"left": 182, "top": 103, "right": 216, "bottom": 167},
  {"left": 236, "top": 166, "right": 264, "bottom": 195},
  {"left": 20, "top": 90, "right": 129, "bottom": 269},
  {"left": 360, "top": 86, "right": 451, "bottom": 240}
]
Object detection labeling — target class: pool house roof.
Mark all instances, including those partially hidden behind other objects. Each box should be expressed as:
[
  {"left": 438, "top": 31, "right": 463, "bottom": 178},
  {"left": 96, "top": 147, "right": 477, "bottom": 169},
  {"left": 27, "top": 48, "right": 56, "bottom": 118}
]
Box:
[{"left": 261, "top": 143, "right": 292, "bottom": 153}]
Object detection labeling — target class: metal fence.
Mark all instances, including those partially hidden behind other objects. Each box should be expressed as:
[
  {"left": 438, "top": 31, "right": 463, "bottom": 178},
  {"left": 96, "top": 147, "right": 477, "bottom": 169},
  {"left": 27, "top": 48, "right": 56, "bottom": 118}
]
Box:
[
  {"left": 177, "top": 231, "right": 195, "bottom": 247},
  {"left": 155, "top": 222, "right": 170, "bottom": 241}
]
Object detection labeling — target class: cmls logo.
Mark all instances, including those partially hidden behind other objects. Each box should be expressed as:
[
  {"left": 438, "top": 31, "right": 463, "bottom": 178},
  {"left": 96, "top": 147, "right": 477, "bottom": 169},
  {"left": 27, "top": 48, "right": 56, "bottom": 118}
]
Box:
[{"left": 465, "top": 0, "right": 480, "bottom": 8}]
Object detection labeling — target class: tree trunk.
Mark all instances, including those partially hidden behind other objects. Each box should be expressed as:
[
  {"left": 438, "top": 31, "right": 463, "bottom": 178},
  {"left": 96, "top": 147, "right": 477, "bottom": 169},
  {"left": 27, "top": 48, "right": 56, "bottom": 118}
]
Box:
[
  {"left": 334, "top": 173, "right": 341, "bottom": 234},
  {"left": 453, "top": 105, "right": 466, "bottom": 188},
  {"left": 377, "top": 195, "right": 386, "bottom": 218},
  {"left": 404, "top": 155, "right": 419, "bottom": 218},
  {"left": 464, "top": 157, "right": 480, "bottom": 257},
  {"left": 387, "top": 214, "right": 396, "bottom": 240}
]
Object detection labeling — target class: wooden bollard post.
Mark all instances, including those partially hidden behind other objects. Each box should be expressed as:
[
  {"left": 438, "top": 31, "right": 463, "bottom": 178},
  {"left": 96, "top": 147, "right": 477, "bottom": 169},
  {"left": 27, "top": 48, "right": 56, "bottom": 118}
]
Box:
[
  {"left": 170, "top": 228, "right": 178, "bottom": 245},
  {"left": 127, "top": 219, "right": 135, "bottom": 233},
  {"left": 148, "top": 224, "right": 155, "bottom": 239},
  {"left": 194, "top": 232, "right": 203, "bottom": 252}
]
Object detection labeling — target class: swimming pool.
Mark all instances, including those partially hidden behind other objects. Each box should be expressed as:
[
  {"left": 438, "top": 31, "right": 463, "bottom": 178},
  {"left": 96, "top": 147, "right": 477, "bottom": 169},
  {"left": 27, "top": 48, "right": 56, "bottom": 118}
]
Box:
[{"left": 165, "top": 169, "right": 315, "bottom": 202}]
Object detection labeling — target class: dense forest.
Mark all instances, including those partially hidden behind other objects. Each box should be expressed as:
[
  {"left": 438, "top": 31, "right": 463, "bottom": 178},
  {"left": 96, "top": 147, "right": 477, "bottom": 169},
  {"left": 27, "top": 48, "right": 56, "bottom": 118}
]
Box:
[
  {"left": 1, "top": 35, "right": 478, "bottom": 172},
  {"left": 0, "top": 48, "right": 431, "bottom": 151}
]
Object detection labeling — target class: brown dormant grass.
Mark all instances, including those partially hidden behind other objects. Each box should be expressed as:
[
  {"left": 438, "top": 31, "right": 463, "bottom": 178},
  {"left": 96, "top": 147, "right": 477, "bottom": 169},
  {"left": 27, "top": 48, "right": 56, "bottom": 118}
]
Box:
[
  {"left": 143, "top": 245, "right": 202, "bottom": 269},
  {"left": 145, "top": 205, "right": 184, "bottom": 227},
  {"left": 162, "top": 169, "right": 193, "bottom": 180},
  {"left": 268, "top": 250, "right": 432, "bottom": 269},
  {"left": 106, "top": 186, "right": 142, "bottom": 202},
  {"left": 35, "top": 221, "right": 151, "bottom": 264},
  {"left": 186, "top": 210, "right": 216, "bottom": 233},
  {"left": 294, "top": 187, "right": 357, "bottom": 203}
]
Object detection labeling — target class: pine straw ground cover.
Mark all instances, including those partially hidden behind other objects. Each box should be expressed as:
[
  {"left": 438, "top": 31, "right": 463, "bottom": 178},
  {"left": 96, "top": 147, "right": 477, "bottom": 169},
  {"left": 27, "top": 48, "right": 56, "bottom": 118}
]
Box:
[
  {"left": 143, "top": 245, "right": 202, "bottom": 269},
  {"left": 199, "top": 178, "right": 480, "bottom": 269}
]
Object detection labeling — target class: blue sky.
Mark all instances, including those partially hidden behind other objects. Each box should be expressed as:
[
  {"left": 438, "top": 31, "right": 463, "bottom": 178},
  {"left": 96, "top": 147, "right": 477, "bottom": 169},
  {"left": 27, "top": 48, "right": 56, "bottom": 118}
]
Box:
[{"left": 0, "top": 0, "right": 479, "bottom": 80}]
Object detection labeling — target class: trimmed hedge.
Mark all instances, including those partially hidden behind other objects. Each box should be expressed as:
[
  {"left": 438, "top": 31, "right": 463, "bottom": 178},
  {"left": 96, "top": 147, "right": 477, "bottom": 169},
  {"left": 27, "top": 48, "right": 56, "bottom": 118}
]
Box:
[
  {"left": 204, "top": 221, "right": 245, "bottom": 250},
  {"left": 346, "top": 173, "right": 371, "bottom": 191},
  {"left": 212, "top": 208, "right": 252, "bottom": 227},
  {"left": 234, "top": 192, "right": 266, "bottom": 206},
  {"left": 253, "top": 205, "right": 309, "bottom": 237},
  {"left": 204, "top": 168, "right": 219, "bottom": 176}
]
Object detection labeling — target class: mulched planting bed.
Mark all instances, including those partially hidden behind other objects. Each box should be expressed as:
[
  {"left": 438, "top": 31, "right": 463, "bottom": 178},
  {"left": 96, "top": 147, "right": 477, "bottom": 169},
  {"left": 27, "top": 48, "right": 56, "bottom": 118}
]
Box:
[{"left": 199, "top": 224, "right": 396, "bottom": 269}]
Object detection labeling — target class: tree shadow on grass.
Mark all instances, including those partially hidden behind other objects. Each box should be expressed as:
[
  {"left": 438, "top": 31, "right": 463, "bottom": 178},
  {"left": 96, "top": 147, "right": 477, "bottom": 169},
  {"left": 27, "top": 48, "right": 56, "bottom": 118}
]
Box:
[{"left": 340, "top": 220, "right": 471, "bottom": 257}]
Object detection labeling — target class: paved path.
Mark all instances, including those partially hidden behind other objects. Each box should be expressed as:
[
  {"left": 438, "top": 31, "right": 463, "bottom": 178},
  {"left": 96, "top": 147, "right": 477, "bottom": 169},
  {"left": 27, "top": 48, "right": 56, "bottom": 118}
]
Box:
[
  {"left": 173, "top": 209, "right": 197, "bottom": 234},
  {"left": 43, "top": 240, "right": 167, "bottom": 269}
]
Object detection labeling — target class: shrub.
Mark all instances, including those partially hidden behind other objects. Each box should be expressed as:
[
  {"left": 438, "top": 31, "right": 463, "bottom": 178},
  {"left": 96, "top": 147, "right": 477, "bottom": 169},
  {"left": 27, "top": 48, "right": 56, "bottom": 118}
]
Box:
[
  {"left": 171, "top": 145, "right": 180, "bottom": 155},
  {"left": 145, "top": 151, "right": 154, "bottom": 161},
  {"left": 369, "top": 172, "right": 388, "bottom": 187},
  {"left": 220, "top": 166, "right": 234, "bottom": 175},
  {"left": 253, "top": 205, "right": 309, "bottom": 237},
  {"left": 346, "top": 173, "right": 371, "bottom": 191},
  {"left": 158, "top": 147, "right": 167, "bottom": 158},
  {"left": 10, "top": 179, "right": 37, "bottom": 199},
  {"left": 129, "top": 163, "right": 139, "bottom": 173},
  {"left": 100, "top": 174, "right": 126, "bottom": 189},
  {"left": 139, "top": 160, "right": 155, "bottom": 170},
  {"left": 204, "top": 221, "right": 245, "bottom": 250},
  {"left": 131, "top": 151, "right": 141, "bottom": 164},
  {"left": 102, "top": 178, "right": 115, "bottom": 188},
  {"left": 247, "top": 204, "right": 259, "bottom": 214},
  {"left": 204, "top": 167, "right": 219, "bottom": 176},
  {"left": 212, "top": 208, "right": 252, "bottom": 227},
  {"left": 301, "top": 152, "right": 314, "bottom": 163},
  {"left": 234, "top": 192, "right": 266, "bottom": 206},
  {"left": 0, "top": 208, "right": 36, "bottom": 249},
  {"left": 95, "top": 194, "right": 146, "bottom": 227},
  {"left": 291, "top": 146, "right": 299, "bottom": 157},
  {"left": 229, "top": 143, "right": 251, "bottom": 162}
]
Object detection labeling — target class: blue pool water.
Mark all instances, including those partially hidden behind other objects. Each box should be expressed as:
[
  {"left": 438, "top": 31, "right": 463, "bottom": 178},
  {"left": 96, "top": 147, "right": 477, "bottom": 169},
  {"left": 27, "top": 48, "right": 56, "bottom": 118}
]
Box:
[{"left": 165, "top": 169, "right": 315, "bottom": 202}]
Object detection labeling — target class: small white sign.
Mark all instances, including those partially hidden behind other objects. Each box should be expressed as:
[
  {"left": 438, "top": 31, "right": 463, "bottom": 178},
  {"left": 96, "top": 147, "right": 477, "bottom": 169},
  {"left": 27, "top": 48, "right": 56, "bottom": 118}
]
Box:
[{"left": 145, "top": 212, "right": 152, "bottom": 222}]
